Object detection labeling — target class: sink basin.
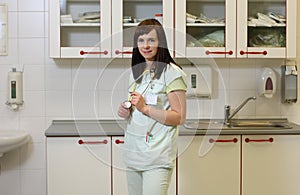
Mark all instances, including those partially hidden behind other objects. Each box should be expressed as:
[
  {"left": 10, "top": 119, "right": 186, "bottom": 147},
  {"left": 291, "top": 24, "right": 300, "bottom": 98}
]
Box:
[
  {"left": 229, "top": 121, "right": 291, "bottom": 128},
  {"left": 184, "top": 118, "right": 292, "bottom": 130},
  {"left": 0, "top": 130, "right": 30, "bottom": 157}
]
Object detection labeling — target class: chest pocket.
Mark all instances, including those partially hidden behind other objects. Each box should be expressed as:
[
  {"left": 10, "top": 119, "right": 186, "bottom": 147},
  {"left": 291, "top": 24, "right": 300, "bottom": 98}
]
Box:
[{"left": 144, "top": 79, "right": 168, "bottom": 109}]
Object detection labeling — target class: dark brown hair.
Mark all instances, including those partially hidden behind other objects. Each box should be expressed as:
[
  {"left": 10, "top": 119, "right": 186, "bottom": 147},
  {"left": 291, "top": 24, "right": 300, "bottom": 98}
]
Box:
[{"left": 131, "top": 18, "right": 180, "bottom": 83}]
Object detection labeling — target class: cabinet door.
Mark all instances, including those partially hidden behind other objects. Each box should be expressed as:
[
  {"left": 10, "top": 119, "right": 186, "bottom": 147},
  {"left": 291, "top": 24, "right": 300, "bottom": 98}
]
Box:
[
  {"left": 111, "top": 0, "right": 174, "bottom": 58},
  {"left": 242, "top": 135, "right": 300, "bottom": 195},
  {"left": 112, "top": 136, "right": 128, "bottom": 195},
  {"left": 50, "top": 0, "right": 111, "bottom": 58},
  {"left": 175, "top": 0, "right": 236, "bottom": 58},
  {"left": 178, "top": 135, "right": 240, "bottom": 195},
  {"left": 237, "top": 0, "right": 297, "bottom": 58},
  {"left": 47, "top": 137, "right": 111, "bottom": 195},
  {"left": 112, "top": 136, "right": 176, "bottom": 195}
]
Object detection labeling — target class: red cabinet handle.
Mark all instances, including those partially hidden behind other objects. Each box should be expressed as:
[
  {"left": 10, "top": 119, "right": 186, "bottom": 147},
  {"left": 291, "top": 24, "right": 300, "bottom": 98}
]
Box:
[
  {"left": 209, "top": 138, "right": 238, "bottom": 143},
  {"left": 78, "top": 139, "right": 108, "bottom": 145},
  {"left": 245, "top": 137, "right": 274, "bottom": 143},
  {"left": 205, "top": 50, "right": 233, "bottom": 55},
  {"left": 80, "top": 50, "right": 108, "bottom": 55},
  {"left": 115, "top": 139, "right": 124, "bottom": 144},
  {"left": 240, "top": 50, "right": 267, "bottom": 55},
  {"left": 115, "top": 50, "right": 133, "bottom": 55}
]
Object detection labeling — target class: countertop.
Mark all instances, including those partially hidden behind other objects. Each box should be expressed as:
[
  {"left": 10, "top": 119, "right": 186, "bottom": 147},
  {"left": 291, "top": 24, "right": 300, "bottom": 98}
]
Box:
[{"left": 45, "top": 119, "right": 300, "bottom": 137}]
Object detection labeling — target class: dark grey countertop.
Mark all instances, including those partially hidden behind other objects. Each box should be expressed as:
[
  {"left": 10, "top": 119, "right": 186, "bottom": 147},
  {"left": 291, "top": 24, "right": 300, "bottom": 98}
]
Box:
[{"left": 45, "top": 119, "right": 300, "bottom": 137}]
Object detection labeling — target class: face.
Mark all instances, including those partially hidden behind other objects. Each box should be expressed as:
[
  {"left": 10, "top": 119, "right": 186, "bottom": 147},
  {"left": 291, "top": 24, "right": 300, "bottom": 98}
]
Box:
[{"left": 137, "top": 29, "right": 159, "bottom": 62}]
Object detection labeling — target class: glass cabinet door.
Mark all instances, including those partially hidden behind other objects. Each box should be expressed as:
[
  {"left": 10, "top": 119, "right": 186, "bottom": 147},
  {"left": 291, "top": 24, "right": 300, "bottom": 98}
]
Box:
[
  {"left": 112, "top": 0, "right": 174, "bottom": 58},
  {"left": 237, "top": 0, "right": 296, "bottom": 58},
  {"left": 50, "top": 0, "right": 111, "bottom": 58},
  {"left": 175, "top": 0, "right": 236, "bottom": 58}
]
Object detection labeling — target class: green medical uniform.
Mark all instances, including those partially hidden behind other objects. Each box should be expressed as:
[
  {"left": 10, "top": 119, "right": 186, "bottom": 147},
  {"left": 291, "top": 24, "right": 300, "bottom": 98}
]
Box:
[{"left": 124, "top": 63, "right": 187, "bottom": 171}]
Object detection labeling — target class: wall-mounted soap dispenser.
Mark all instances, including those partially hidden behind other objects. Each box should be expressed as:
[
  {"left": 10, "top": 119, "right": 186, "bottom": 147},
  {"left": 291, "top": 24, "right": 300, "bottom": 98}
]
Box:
[
  {"left": 281, "top": 65, "right": 297, "bottom": 103},
  {"left": 259, "top": 67, "right": 276, "bottom": 98},
  {"left": 6, "top": 68, "right": 24, "bottom": 110}
]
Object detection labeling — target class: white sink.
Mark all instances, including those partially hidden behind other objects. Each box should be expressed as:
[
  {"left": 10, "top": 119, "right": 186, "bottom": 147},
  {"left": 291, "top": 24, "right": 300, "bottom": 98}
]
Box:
[{"left": 0, "top": 130, "right": 30, "bottom": 157}]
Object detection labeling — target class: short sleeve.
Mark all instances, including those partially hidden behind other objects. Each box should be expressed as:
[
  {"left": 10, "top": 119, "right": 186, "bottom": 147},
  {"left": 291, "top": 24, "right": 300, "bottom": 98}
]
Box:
[{"left": 166, "top": 76, "right": 187, "bottom": 94}]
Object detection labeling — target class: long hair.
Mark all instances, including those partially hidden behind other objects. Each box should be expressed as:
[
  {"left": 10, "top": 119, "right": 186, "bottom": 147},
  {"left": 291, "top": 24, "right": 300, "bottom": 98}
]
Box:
[{"left": 131, "top": 18, "right": 181, "bottom": 83}]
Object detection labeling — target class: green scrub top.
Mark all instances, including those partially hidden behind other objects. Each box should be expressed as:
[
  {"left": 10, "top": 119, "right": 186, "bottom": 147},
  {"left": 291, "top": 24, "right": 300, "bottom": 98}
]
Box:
[{"left": 124, "top": 63, "right": 187, "bottom": 171}]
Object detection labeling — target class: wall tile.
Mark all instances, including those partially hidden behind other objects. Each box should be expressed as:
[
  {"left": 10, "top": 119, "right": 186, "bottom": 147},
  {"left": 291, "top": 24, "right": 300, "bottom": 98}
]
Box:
[
  {"left": 45, "top": 91, "right": 72, "bottom": 117},
  {"left": 45, "top": 64, "right": 72, "bottom": 91},
  {"left": 71, "top": 59, "right": 100, "bottom": 91},
  {"left": 21, "top": 170, "right": 46, "bottom": 195},
  {"left": 96, "top": 90, "right": 127, "bottom": 119},
  {"left": 20, "top": 117, "right": 46, "bottom": 143},
  {"left": 0, "top": 38, "right": 19, "bottom": 65},
  {"left": 229, "top": 60, "right": 257, "bottom": 90},
  {"left": 0, "top": 170, "right": 21, "bottom": 195},
  {"left": 72, "top": 90, "right": 99, "bottom": 119},
  {"left": 20, "top": 91, "right": 45, "bottom": 117},
  {"left": 1, "top": 0, "right": 17, "bottom": 11},
  {"left": 98, "top": 63, "right": 129, "bottom": 91},
  {"left": 255, "top": 92, "right": 281, "bottom": 117},
  {"left": 186, "top": 98, "right": 203, "bottom": 119},
  {"left": 20, "top": 143, "right": 45, "bottom": 170},
  {"left": 8, "top": 12, "right": 18, "bottom": 38},
  {"left": 0, "top": 116, "right": 19, "bottom": 129},
  {"left": 23, "top": 64, "right": 45, "bottom": 91},
  {"left": 228, "top": 90, "right": 257, "bottom": 118},
  {"left": 19, "top": 12, "right": 45, "bottom": 38},
  {"left": 18, "top": 0, "right": 44, "bottom": 12},
  {"left": 19, "top": 38, "right": 45, "bottom": 65}
]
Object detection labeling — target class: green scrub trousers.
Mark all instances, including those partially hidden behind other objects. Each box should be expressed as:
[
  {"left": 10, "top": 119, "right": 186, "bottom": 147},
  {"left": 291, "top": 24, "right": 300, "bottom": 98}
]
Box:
[{"left": 126, "top": 167, "right": 174, "bottom": 195}]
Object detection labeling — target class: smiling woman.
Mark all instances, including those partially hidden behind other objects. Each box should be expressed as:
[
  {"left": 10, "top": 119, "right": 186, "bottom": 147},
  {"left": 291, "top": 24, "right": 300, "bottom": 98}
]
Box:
[
  {"left": 137, "top": 29, "right": 159, "bottom": 62},
  {"left": 117, "top": 18, "right": 187, "bottom": 195}
]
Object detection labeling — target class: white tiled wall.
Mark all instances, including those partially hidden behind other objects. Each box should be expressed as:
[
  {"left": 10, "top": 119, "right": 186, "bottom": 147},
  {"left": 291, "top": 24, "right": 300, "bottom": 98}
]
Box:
[{"left": 0, "top": 1, "right": 299, "bottom": 195}]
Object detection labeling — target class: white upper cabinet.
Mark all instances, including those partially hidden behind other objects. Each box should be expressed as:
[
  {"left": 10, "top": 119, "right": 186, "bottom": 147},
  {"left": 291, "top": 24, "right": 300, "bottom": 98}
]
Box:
[
  {"left": 175, "top": 0, "right": 236, "bottom": 58},
  {"left": 111, "top": 0, "right": 174, "bottom": 58},
  {"left": 50, "top": 0, "right": 296, "bottom": 59},
  {"left": 50, "top": 0, "right": 111, "bottom": 58},
  {"left": 175, "top": 0, "right": 297, "bottom": 58},
  {"left": 237, "top": 0, "right": 297, "bottom": 58}
]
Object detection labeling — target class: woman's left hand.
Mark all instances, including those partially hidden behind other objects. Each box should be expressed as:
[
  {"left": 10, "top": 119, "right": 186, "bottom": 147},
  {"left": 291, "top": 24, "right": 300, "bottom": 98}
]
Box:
[{"left": 130, "top": 92, "right": 148, "bottom": 113}]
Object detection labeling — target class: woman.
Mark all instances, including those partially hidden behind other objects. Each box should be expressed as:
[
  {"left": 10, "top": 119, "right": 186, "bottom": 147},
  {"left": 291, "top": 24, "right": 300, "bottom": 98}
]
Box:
[{"left": 118, "top": 18, "right": 186, "bottom": 195}]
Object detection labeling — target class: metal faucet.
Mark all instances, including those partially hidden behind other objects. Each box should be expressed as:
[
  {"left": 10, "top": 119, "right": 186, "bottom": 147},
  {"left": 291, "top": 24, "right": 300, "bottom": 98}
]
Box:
[{"left": 224, "top": 96, "right": 257, "bottom": 125}]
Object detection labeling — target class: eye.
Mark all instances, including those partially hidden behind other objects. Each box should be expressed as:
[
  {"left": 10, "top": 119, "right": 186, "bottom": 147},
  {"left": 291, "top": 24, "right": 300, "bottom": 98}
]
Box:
[
  {"left": 148, "top": 38, "right": 158, "bottom": 45},
  {"left": 137, "top": 38, "right": 144, "bottom": 44}
]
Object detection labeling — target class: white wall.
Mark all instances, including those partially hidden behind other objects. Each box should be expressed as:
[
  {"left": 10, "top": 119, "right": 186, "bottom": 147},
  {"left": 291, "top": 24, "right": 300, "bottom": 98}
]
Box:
[{"left": 0, "top": 0, "right": 299, "bottom": 195}]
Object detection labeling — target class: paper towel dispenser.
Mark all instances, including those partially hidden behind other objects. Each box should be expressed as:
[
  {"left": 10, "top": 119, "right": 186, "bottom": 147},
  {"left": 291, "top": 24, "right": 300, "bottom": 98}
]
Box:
[
  {"left": 184, "top": 65, "right": 212, "bottom": 98},
  {"left": 281, "top": 65, "right": 297, "bottom": 103}
]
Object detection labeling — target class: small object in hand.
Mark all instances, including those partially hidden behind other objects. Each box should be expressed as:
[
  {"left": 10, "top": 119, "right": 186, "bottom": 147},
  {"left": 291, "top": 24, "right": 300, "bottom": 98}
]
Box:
[{"left": 123, "top": 101, "right": 132, "bottom": 109}]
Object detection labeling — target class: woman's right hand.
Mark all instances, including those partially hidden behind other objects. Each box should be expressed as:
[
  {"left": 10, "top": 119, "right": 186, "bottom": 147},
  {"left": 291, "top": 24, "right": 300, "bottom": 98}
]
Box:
[{"left": 118, "top": 102, "right": 131, "bottom": 120}]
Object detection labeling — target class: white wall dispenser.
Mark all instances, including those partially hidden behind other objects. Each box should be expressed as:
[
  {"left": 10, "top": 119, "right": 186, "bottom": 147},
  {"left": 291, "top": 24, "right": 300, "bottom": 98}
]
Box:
[
  {"left": 6, "top": 68, "right": 24, "bottom": 110},
  {"left": 184, "top": 65, "right": 212, "bottom": 98},
  {"left": 281, "top": 64, "right": 297, "bottom": 103},
  {"left": 259, "top": 67, "right": 276, "bottom": 98}
]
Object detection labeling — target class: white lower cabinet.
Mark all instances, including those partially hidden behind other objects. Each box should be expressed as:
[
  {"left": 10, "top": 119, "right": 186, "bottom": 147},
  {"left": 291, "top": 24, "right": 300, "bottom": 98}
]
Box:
[
  {"left": 47, "top": 136, "right": 176, "bottom": 195},
  {"left": 178, "top": 134, "right": 300, "bottom": 195},
  {"left": 242, "top": 135, "right": 300, "bottom": 195},
  {"left": 177, "top": 135, "right": 241, "bottom": 195},
  {"left": 46, "top": 137, "right": 111, "bottom": 195}
]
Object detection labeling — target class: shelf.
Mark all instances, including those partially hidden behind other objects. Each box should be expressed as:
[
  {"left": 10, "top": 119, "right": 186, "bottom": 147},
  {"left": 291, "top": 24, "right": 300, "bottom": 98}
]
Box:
[
  {"left": 186, "top": 23, "right": 225, "bottom": 27},
  {"left": 247, "top": 23, "right": 286, "bottom": 27},
  {"left": 61, "top": 23, "right": 100, "bottom": 27},
  {"left": 123, "top": 23, "right": 139, "bottom": 27}
]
